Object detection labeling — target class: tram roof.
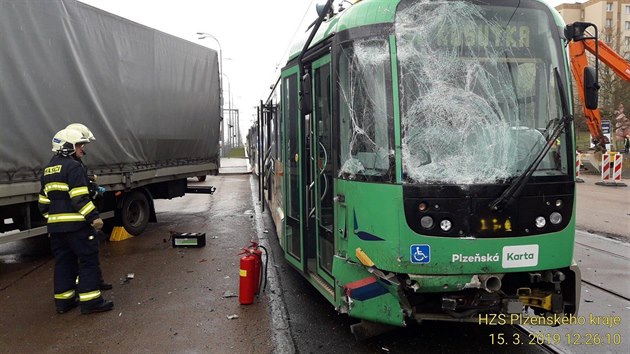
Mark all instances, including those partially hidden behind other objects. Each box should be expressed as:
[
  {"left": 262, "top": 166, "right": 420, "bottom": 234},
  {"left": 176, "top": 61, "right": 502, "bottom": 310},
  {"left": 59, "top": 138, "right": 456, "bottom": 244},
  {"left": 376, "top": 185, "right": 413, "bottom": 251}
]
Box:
[
  {"left": 287, "top": 0, "right": 399, "bottom": 61},
  {"left": 286, "top": 0, "right": 563, "bottom": 62}
]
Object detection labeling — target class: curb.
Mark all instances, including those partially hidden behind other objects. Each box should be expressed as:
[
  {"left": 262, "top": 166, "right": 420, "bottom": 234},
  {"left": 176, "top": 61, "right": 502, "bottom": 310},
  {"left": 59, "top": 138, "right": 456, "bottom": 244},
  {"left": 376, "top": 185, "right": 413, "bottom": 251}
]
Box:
[{"left": 249, "top": 176, "right": 295, "bottom": 354}]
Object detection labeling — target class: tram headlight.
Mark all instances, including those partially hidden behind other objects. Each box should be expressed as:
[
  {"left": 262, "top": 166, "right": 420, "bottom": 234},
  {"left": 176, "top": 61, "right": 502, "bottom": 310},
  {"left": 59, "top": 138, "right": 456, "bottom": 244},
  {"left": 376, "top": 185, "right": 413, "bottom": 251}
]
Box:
[
  {"left": 439, "top": 219, "right": 452, "bottom": 232},
  {"left": 550, "top": 212, "right": 562, "bottom": 225},
  {"left": 555, "top": 199, "right": 563, "bottom": 208},
  {"left": 420, "top": 215, "right": 434, "bottom": 229},
  {"left": 535, "top": 216, "right": 546, "bottom": 228}
]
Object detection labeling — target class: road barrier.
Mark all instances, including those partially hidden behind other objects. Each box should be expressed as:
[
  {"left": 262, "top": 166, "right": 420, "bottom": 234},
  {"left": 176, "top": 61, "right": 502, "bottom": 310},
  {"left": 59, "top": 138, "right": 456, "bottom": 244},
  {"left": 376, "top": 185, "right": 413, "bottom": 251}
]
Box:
[
  {"left": 612, "top": 153, "right": 623, "bottom": 181},
  {"left": 596, "top": 152, "right": 626, "bottom": 187},
  {"left": 601, "top": 153, "right": 611, "bottom": 181}
]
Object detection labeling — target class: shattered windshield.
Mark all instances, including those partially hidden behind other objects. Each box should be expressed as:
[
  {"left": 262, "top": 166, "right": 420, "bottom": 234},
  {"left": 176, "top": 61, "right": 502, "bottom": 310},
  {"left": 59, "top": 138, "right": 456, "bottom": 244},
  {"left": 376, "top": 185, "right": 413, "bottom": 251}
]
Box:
[
  {"left": 338, "top": 39, "right": 393, "bottom": 181},
  {"left": 396, "top": 0, "right": 568, "bottom": 184}
]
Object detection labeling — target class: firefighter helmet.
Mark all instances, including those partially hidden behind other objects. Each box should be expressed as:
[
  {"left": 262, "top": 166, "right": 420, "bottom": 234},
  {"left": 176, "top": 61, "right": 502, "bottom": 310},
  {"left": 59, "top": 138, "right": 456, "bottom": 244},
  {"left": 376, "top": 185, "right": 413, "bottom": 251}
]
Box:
[
  {"left": 66, "top": 123, "right": 96, "bottom": 141},
  {"left": 51, "top": 128, "right": 91, "bottom": 155}
]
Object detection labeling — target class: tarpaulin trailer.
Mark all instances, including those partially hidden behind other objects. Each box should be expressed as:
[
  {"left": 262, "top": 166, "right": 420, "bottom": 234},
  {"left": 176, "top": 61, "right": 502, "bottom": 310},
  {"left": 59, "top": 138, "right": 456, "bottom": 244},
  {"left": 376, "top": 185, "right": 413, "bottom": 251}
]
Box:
[{"left": 0, "top": 0, "right": 221, "bottom": 243}]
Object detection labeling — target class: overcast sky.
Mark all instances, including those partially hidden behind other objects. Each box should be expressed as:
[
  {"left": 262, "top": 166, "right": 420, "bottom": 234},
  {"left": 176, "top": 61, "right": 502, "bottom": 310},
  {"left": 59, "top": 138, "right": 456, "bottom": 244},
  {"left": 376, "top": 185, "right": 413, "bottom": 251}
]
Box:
[{"left": 77, "top": 0, "right": 586, "bottom": 135}]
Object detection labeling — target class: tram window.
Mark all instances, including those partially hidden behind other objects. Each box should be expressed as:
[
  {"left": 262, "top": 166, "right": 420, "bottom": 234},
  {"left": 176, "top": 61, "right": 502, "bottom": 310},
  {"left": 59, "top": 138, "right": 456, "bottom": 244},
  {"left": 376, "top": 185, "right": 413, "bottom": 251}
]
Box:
[
  {"left": 283, "top": 74, "right": 300, "bottom": 218},
  {"left": 337, "top": 39, "right": 393, "bottom": 182},
  {"left": 273, "top": 95, "right": 283, "bottom": 160},
  {"left": 395, "top": 1, "right": 569, "bottom": 184}
]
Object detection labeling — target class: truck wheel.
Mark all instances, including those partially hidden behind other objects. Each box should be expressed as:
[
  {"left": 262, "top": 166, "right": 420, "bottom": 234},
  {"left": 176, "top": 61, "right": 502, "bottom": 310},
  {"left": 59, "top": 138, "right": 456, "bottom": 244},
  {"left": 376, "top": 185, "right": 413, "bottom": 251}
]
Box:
[
  {"left": 121, "top": 191, "right": 150, "bottom": 235},
  {"left": 197, "top": 175, "right": 207, "bottom": 182}
]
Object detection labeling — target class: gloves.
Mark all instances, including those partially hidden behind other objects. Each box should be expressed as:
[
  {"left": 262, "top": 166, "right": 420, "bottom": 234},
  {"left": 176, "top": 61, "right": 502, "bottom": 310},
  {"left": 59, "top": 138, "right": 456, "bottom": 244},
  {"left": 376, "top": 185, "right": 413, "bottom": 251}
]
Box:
[
  {"left": 88, "top": 183, "right": 106, "bottom": 199},
  {"left": 91, "top": 218, "right": 104, "bottom": 230}
]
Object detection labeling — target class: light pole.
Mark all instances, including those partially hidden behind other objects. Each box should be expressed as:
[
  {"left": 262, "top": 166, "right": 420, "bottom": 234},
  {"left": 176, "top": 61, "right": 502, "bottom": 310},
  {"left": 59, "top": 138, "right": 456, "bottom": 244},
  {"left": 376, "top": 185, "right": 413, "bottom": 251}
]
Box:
[
  {"left": 222, "top": 73, "right": 232, "bottom": 113},
  {"left": 221, "top": 73, "right": 233, "bottom": 151},
  {"left": 197, "top": 32, "right": 222, "bottom": 82},
  {"left": 197, "top": 32, "right": 224, "bottom": 154}
]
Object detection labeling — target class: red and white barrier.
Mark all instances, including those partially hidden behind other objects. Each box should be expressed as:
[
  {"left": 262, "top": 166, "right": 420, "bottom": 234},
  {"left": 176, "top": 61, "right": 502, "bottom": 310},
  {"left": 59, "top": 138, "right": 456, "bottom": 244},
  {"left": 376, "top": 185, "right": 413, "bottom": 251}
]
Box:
[
  {"left": 601, "top": 153, "right": 611, "bottom": 181},
  {"left": 612, "top": 153, "right": 623, "bottom": 181},
  {"left": 597, "top": 152, "right": 626, "bottom": 186}
]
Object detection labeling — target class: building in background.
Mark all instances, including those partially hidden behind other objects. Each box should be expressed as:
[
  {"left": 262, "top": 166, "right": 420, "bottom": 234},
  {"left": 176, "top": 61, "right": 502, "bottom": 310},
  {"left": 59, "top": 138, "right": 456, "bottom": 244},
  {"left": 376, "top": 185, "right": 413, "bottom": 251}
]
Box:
[{"left": 556, "top": 0, "right": 630, "bottom": 52}]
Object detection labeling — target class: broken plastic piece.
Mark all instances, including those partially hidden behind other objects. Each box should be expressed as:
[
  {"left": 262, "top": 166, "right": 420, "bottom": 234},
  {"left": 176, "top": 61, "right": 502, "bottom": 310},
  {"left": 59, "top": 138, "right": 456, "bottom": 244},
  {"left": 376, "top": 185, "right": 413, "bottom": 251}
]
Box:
[{"left": 222, "top": 291, "right": 237, "bottom": 298}]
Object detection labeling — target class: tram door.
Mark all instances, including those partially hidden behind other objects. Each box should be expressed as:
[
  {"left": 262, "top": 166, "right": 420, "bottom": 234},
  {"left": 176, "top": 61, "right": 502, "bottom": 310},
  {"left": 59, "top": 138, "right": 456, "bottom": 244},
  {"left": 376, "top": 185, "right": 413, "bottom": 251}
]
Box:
[
  {"left": 282, "top": 66, "right": 304, "bottom": 270},
  {"left": 281, "top": 56, "right": 334, "bottom": 287},
  {"left": 309, "top": 55, "right": 334, "bottom": 284}
]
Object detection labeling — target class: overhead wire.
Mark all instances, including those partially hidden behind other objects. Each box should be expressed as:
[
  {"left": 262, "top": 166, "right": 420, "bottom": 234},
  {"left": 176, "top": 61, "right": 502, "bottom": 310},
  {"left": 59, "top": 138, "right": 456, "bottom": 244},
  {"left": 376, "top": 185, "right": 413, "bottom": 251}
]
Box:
[
  {"left": 265, "top": 0, "right": 319, "bottom": 103},
  {"left": 274, "top": 0, "right": 318, "bottom": 77}
]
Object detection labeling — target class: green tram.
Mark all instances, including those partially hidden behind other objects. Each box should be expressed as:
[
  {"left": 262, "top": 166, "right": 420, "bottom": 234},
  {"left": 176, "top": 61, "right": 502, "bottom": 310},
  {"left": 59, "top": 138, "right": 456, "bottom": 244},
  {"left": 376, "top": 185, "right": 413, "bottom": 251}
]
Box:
[{"left": 251, "top": 0, "right": 600, "bottom": 333}]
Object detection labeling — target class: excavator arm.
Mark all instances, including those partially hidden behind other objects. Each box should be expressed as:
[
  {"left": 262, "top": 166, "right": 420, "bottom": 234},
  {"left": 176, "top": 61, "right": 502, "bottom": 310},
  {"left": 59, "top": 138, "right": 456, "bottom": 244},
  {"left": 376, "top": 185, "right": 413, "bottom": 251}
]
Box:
[
  {"left": 583, "top": 37, "right": 630, "bottom": 82},
  {"left": 569, "top": 40, "right": 607, "bottom": 150},
  {"left": 568, "top": 25, "right": 630, "bottom": 151}
]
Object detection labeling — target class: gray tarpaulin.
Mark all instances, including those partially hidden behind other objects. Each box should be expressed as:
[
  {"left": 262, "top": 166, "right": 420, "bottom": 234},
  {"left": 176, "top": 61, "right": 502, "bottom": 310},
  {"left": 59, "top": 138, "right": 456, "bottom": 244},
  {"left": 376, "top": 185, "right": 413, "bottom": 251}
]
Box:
[{"left": 0, "top": 0, "right": 221, "bottom": 183}]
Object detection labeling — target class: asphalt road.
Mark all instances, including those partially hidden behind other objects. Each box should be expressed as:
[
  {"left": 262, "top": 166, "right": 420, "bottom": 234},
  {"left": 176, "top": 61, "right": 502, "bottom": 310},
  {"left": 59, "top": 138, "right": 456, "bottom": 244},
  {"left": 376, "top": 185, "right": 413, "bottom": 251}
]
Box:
[
  {"left": 0, "top": 173, "right": 274, "bottom": 353},
  {"left": 574, "top": 173, "right": 629, "bottom": 242}
]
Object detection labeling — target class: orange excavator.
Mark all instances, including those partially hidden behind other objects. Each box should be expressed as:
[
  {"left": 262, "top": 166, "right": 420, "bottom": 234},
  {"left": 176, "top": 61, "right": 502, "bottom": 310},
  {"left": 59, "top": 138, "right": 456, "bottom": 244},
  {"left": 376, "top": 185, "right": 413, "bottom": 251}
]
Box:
[{"left": 566, "top": 22, "right": 630, "bottom": 152}]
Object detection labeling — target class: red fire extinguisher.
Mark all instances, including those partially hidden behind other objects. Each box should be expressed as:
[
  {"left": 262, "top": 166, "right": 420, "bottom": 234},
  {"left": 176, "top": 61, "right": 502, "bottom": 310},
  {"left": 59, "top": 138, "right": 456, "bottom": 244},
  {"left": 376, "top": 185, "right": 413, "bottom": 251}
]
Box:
[{"left": 239, "top": 241, "right": 267, "bottom": 305}]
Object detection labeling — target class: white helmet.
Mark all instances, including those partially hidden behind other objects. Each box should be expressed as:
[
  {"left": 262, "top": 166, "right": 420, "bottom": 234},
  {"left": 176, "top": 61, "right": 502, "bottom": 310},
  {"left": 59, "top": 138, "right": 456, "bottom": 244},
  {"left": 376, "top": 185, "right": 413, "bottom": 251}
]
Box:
[
  {"left": 51, "top": 128, "right": 91, "bottom": 155},
  {"left": 66, "top": 123, "right": 95, "bottom": 141}
]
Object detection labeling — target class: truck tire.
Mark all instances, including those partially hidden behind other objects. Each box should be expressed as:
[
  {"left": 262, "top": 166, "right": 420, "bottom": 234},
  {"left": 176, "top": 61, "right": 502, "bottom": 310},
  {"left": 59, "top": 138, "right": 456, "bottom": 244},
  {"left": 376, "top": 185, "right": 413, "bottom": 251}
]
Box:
[
  {"left": 197, "top": 175, "right": 207, "bottom": 182},
  {"left": 121, "top": 191, "right": 150, "bottom": 235}
]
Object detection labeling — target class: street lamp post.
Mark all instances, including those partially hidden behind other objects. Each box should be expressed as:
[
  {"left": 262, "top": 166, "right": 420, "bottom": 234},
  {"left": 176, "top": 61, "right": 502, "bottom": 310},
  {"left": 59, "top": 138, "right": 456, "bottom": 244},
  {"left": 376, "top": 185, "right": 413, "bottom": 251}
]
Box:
[
  {"left": 197, "top": 32, "right": 224, "bottom": 154},
  {"left": 221, "top": 73, "right": 233, "bottom": 151},
  {"left": 197, "top": 32, "right": 223, "bottom": 85},
  {"left": 222, "top": 73, "right": 232, "bottom": 113}
]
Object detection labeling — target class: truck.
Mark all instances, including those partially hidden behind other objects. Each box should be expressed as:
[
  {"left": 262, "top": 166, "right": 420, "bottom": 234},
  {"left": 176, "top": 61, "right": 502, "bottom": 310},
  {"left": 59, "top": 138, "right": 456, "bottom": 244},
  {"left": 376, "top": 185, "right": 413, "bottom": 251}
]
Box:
[{"left": 0, "top": 0, "right": 221, "bottom": 244}]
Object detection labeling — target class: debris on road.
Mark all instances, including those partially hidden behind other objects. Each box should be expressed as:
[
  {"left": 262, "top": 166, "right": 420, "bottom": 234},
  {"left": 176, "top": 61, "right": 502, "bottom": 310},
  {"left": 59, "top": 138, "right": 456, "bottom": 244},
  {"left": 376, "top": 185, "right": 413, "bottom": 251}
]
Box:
[
  {"left": 121, "top": 272, "right": 135, "bottom": 284},
  {"left": 222, "top": 291, "right": 237, "bottom": 298}
]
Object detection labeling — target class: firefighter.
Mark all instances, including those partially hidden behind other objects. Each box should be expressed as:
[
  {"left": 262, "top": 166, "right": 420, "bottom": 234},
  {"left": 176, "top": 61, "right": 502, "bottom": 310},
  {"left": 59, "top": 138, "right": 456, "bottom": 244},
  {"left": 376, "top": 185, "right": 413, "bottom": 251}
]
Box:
[
  {"left": 66, "top": 123, "right": 112, "bottom": 291},
  {"left": 39, "top": 128, "right": 114, "bottom": 314}
]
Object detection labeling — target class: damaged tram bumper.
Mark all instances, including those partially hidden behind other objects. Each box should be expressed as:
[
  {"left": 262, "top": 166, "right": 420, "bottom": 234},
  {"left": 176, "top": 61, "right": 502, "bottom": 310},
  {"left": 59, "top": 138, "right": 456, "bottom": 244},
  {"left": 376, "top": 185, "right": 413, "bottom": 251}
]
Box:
[{"left": 338, "top": 248, "right": 581, "bottom": 327}]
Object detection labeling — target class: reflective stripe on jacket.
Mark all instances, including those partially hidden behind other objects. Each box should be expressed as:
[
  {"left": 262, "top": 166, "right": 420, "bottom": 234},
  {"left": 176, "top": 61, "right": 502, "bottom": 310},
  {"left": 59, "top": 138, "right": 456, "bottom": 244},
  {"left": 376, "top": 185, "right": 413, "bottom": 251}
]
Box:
[{"left": 38, "top": 155, "right": 99, "bottom": 233}]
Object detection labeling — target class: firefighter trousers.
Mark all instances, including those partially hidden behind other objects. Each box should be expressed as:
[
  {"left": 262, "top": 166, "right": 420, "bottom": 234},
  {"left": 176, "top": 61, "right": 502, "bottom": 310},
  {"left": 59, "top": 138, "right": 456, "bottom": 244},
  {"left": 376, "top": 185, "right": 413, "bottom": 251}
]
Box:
[{"left": 50, "top": 225, "right": 104, "bottom": 309}]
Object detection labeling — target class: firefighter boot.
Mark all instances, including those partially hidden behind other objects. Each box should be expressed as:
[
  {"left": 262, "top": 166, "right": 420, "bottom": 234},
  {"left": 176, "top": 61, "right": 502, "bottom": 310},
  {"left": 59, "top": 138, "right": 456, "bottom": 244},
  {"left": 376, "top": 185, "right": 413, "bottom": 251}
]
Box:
[
  {"left": 81, "top": 299, "right": 114, "bottom": 314},
  {"left": 56, "top": 298, "right": 78, "bottom": 314},
  {"left": 100, "top": 282, "right": 113, "bottom": 290}
]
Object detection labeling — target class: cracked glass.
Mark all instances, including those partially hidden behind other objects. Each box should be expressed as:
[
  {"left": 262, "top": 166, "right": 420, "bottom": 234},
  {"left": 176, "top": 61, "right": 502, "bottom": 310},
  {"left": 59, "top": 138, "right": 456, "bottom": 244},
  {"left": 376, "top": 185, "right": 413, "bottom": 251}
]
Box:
[
  {"left": 338, "top": 39, "right": 393, "bottom": 181},
  {"left": 396, "top": 0, "right": 568, "bottom": 185}
]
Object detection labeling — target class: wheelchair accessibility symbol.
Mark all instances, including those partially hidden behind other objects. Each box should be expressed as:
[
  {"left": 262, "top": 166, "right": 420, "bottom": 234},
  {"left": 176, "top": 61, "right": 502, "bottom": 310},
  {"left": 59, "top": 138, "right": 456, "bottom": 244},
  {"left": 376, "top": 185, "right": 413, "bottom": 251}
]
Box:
[{"left": 410, "top": 244, "right": 430, "bottom": 264}]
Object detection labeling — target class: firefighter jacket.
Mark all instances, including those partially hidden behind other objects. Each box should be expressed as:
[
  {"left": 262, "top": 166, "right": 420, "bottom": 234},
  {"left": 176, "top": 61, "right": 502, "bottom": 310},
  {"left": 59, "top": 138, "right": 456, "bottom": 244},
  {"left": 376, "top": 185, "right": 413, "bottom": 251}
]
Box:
[
  {"left": 74, "top": 157, "right": 100, "bottom": 200},
  {"left": 38, "top": 154, "right": 100, "bottom": 233}
]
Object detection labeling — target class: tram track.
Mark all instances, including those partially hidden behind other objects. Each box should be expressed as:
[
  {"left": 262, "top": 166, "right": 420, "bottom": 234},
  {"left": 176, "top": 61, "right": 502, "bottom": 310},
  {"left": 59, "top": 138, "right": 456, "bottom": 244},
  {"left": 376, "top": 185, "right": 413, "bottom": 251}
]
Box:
[
  {"left": 581, "top": 279, "right": 630, "bottom": 302},
  {"left": 575, "top": 239, "right": 630, "bottom": 301},
  {"left": 574, "top": 241, "right": 630, "bottom": 262}
]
